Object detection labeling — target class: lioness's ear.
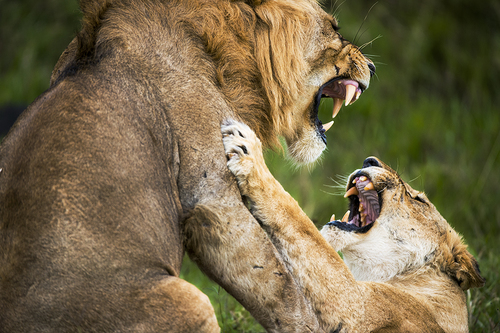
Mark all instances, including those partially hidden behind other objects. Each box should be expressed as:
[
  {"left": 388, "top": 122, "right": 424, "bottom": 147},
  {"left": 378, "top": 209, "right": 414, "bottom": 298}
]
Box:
[{"left": 442, "top": 232, "right": 485, "bottom": 290}]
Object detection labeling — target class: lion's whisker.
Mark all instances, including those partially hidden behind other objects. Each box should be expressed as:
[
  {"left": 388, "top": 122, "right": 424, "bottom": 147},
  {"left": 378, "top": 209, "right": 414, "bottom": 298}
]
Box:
[
  {"left": 359, "top": 35, "right": 383, "bottom": 51},
  {"left": 331, "top": 0, "right": 346, "bottom": 18},
  {"left": 353, "top": 2, "right": 378, "bottom": 45}
]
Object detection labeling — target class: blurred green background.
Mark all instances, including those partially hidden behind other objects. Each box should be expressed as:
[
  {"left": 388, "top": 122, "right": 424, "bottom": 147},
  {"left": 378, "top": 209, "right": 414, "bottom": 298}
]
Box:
[{"left": 1, "top": 0, "right": 499, "bottom": 331}]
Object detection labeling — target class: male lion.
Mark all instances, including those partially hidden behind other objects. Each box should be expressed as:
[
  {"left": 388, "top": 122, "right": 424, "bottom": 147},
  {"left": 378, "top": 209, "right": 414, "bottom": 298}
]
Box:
[
  {"left": 222, "top": 121, "right": 485, "bottom": 333},
  {"left": 0, "top": 0, "right": 374, "bottom": 332}
]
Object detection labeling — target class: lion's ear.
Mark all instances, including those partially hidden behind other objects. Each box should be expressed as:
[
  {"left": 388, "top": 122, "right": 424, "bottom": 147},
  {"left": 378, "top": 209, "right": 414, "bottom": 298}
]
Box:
[
  {"left": 442, "top": 232, "right": 485, "bottom": 290},
  {"left": 243, "top": 0, "right": 266, "bottom": 7}
]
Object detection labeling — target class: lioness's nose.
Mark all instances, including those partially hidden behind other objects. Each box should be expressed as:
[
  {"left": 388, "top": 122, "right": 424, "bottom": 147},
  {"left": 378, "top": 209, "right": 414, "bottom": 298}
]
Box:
[
  {"left": 368, "top": 63, "right": 376, "bottom": 77},
  {"left": 363, "top": 157, "right": 382, "bottom": 168}
]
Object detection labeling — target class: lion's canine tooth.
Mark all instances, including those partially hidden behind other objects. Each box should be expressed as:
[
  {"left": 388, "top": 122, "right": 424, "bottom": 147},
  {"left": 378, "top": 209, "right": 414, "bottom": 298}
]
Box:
[
  {"left": 349, "top": 90, "right": 361, "bottom": 105},
  {"left": 359, "top": 175, "right": 367, "bottom": 182},
  {"left": 345, "top": 84, "right": 356, "bottom": 106},
  {"left": 342, "top": 210, "right": 350, "bottom": 222},
  {"left": 364, "top": 182, "right": 375, "bottom": 191},
  {"left": 332, "top": 98, "right": 343, "bottom": 118},
  {"left": 323, "top": 120, "right": 334, "bottom": 132},
  {"left": 344, "top": 186, "right": 359, "bottom": 198}
]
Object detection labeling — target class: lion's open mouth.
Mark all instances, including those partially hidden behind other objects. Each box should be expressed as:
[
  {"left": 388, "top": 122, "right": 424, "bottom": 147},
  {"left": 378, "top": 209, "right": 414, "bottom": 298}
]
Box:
[
  {"left": 327, "top": 173, "right": 380, "bottom": 233},
  {"left": 314, "top": 78, "right": 364, "bottom": 143}
]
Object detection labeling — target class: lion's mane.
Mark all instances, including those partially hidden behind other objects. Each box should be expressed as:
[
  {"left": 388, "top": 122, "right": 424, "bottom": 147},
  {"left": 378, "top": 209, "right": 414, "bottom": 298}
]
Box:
[{"left": 73, "top": 0, "right": 317, "bottom": 148}]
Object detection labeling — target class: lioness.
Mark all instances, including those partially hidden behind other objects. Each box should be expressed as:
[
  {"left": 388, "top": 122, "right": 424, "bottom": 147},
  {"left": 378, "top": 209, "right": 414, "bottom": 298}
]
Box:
[
  {"left": 0, "top": 0, "right": 374, "bottom": 332},
  {"left": 222, "top": 121, "right": 485, "bottom": 333}
]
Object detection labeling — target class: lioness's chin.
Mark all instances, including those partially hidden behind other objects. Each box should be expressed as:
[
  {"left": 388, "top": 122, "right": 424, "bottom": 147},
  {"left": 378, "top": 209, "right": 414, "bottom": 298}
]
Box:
[
  {"left": 286, "top": 129, "right": 326, "bottom": 165},
  {"left": 320, "top": 225, "right": 357, "bottom": 252}
]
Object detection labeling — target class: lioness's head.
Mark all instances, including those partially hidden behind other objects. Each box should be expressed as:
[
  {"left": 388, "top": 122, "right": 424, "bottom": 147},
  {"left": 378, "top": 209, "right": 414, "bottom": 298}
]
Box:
[
  {"left": 214, "top": 0, "right": 375, "bottom": 164},
  {"left": 321, "top": 157, "right": 485, "bottom": 290}
]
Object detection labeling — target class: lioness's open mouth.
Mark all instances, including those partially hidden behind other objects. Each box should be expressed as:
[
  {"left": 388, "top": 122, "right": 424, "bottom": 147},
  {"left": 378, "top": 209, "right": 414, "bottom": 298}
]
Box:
[
  {"left": 327, "top": 173, "right": 380, "bottom": 233},
  {"left": 314, "top": 78, "right": 365, "bottom": 142}
]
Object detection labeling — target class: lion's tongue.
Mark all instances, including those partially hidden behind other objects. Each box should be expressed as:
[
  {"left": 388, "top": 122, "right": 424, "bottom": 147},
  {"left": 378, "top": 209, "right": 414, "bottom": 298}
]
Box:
[{"left": 322, "top": 80, "right": 362, "bottom": 118}]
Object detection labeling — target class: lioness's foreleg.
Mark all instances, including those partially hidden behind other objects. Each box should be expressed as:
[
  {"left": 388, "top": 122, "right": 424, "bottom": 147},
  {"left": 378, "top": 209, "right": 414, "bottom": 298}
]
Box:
[{"left": 221, "top": 120, "right": 363, "bottom": 330}]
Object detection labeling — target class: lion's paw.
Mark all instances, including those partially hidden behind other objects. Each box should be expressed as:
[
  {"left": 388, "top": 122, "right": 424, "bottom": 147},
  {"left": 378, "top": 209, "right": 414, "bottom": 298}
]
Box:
[{"left": 221, "top": 120, "right": 264, "bottom": 183}]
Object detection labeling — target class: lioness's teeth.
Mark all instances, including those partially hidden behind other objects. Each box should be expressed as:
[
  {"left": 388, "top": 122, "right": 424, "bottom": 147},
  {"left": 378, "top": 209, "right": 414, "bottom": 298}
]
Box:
[
  {"left": 364, "top": 182, "right": 375, "bottom": 191},
  {"left": 344, "top": 186, "right": 359, "bottom": 198},
  {"left": 359, "top": 203, "right": 364, "bottom": 212},
  {"left": 345, "top": 84, "right": 356, "bottom": 106},
  {"left": 352, "top": 178, "right": 357, "bottom": 184},
  {"left": 332, "top": 98, "right": 343, "bottom": 118},
  {"left": 359, "top": 175, "right": 367, "bottom": 182},
  {"left": 342, "top": 210, "right": 350, "bottom": 222},
  {"left": 323, "top": 121, "right": 334, "bottom": 132},
  {"left": 330, "top": 213, "right": 335, "bottom": 222}
]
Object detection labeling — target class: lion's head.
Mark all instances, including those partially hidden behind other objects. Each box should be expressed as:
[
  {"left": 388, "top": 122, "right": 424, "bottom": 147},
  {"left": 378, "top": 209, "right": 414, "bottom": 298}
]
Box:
[
  {"left": 52, "top": 0, "right": 373, "bottom": 165},
  {"left": 250, "top": 0, "right": 375, "bottom": 164},
  {"left": 188, "top": 0, "right": 375, "bottom": 164},
  {"left": 321, "top": 157, "right": 485, "bottom": 290}
]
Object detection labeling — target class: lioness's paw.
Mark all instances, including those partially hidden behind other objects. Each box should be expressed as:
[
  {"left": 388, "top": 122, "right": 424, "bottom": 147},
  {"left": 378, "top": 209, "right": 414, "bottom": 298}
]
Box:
[{"left": 221, "top": 120, "right": 264, "bottom": 182}]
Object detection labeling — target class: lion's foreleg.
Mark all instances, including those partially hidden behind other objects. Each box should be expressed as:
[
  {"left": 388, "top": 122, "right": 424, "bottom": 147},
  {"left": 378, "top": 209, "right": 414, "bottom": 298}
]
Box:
[{"left": 182, "top": 202, "right": 320, "bottom": 333}]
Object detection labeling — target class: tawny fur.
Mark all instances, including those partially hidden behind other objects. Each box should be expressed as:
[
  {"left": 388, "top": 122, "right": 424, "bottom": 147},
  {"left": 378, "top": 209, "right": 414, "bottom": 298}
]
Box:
[
  {"left": 1, "top": 0, "right": 373, "bottom": 331},
  {"left": 222, "top": 121, "right": 485, "bottom": 333},
  {"left": 0, "top": 0, "right": 372, "bottom": 332}
]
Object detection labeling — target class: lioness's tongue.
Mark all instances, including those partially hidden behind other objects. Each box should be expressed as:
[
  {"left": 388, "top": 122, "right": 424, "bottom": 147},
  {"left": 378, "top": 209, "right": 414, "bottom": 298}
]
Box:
[{"left": 355, "top": 177, "right": 380, "bottom": 226}]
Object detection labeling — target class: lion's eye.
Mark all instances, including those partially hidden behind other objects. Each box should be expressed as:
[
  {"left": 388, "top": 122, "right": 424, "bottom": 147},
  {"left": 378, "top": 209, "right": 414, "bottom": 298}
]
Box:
[{"left": 413, "top": 194, "right": 427, "bottom": 205}]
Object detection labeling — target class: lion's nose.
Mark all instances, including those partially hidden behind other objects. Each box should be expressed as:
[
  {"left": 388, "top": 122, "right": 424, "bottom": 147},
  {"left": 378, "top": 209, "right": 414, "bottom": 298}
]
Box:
[{"left": 368, "top": 63, "right": 376, "bottom": 77}]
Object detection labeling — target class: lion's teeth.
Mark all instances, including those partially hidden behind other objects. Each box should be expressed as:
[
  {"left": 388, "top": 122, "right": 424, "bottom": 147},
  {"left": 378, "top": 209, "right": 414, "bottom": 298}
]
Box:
[
  {"left": 359, "top": 175, "right": 367, "bottom": 182},
  {"left": 342, "top": 210, "right": 350, "bottom": 222},
  {"left": 344, "top": 186, "right": 359, "bottom": 198},
  {"left": 332, "top": 98, "right": 343, "bottom": 118},
  {"left": 345, "top": 84, "right": 356, "bottom": 106},
  {"left": 364, "top": 182, "right": 375, "bottom": 191},
  {"left": 351, "top": 91, "right": 361, "bottom": 105},
  {"left": 359, "top": 203, "right": 364, "bottom": 212},
  {"left": 323, "top": 120, "right": 334, "bottom": 132}
]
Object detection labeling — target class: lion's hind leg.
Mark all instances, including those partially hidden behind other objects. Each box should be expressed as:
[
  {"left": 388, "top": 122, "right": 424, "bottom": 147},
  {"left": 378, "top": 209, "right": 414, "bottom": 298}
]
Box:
[{"left": 139, "top": 276, "right": 220, "bottom": 332}]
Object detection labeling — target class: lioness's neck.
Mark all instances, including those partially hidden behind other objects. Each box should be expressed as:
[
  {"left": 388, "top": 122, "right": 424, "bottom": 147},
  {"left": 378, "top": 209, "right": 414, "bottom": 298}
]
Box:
[{"left": 388, "top": 268, "right": 469, "bottom": 332}]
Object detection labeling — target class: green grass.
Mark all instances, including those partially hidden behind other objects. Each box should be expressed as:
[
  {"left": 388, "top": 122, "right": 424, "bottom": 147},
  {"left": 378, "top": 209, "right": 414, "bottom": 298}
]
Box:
[{"left": 1, "top": 0, "right": 499, "bottom": 331}]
